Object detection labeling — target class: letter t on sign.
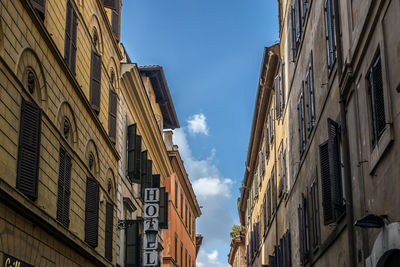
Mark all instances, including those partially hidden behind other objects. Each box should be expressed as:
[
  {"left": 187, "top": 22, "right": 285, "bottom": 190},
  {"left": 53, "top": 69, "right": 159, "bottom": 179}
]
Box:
[{"left": 145, "top": 188, "right": 159, "bottom": 202}]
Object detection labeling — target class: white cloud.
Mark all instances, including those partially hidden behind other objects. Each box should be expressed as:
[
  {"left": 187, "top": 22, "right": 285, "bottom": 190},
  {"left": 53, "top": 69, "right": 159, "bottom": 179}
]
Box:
[
  {"left": 197, "top": 249, "right": 230, "bottom": 267},
  {"left": 187, "top": 113, "right": 209, "bottom": 135},
  {"left": 193, "top": 177, "right": 233, "bottom": 198},
  {"left": 172, "top": 126, "right": 235, "bottom": 267}
]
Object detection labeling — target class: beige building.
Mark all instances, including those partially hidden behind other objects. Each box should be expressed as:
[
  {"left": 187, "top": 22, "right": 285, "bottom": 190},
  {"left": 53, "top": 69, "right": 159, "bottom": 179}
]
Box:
[
  {"left": 0, "top": 0, "right": 122, "bottom": 266},
  {"left": 239, "top": 0, "right": 400, "bottom": 266},
  {"left": 228, "top": 228, "right": 246, "bottom": 267}
]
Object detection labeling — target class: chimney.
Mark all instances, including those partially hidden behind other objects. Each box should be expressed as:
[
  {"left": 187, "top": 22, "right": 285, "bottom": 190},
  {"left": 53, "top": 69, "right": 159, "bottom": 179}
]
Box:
[{"left": 164, "top": 130, "right": 173, "bottom": 151}]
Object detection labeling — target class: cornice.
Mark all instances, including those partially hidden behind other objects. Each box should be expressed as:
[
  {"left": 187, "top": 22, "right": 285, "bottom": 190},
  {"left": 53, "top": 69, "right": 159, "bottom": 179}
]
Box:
[{"left": 120, "top": 63, "right": 173, "bottom": 182}]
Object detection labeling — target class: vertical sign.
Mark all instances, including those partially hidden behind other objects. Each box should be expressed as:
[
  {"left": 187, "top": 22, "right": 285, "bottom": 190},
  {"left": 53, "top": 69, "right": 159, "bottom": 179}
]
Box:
[{"left": 143, "top": 188, "right": 160, "bottom": 266}]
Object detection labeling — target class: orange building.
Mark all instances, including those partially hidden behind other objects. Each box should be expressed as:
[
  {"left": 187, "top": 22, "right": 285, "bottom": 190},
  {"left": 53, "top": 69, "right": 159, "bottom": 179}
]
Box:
[{"left": 162, "top": 131, "right": 202, "bottom": 267}]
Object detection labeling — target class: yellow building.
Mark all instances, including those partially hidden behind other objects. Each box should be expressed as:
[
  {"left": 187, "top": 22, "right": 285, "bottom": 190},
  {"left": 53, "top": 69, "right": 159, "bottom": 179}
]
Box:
[{"left": 0, "top": 0, "right": 122, "bottom": 265}]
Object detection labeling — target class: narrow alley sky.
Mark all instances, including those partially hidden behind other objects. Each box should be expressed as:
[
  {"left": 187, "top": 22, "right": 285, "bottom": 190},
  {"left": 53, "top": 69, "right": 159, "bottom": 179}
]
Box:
[{"left": 121, "top": 1, "right": 278, "bottom": 266}]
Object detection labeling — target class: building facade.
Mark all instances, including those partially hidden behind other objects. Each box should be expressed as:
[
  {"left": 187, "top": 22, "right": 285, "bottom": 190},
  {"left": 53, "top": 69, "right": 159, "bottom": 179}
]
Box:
[
  {"left": 0, "top": 0, "right": 122, "bottom": 266},
  {"left": 0, "top": 1, "right": 202, "bottom": 267},
  {"left": 228, "top": 228, "right": 246, "bottom": 267},
  {"left": 162, "top": 131, "right": 201, "bottom": 267},
  {"left": 239, "top": 0, "right": 400, "bottom": 267}
]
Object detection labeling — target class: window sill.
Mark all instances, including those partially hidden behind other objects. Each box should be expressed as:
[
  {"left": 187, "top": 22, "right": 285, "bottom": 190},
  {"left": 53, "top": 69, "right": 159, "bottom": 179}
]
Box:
[{"left": 369, "top": 124, "right": 393, "bottom": 173}]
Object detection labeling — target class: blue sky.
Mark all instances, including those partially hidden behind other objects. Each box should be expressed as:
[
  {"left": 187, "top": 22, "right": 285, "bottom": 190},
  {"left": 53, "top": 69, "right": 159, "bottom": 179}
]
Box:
[{"left": 121, "top": 1, "right": 278, "bottom": 266}]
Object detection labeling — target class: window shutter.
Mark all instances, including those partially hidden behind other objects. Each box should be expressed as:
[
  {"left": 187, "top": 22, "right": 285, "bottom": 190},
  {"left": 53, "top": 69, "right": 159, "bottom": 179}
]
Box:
[
  {"left": 70, "top": 10, "right": 77, "bottom": 75},
  {"left": 298, "top": 205, "right": 304, "bottom": 265},
  {"left": 85, "top": 177, "right": 99, "bottom": 247},
  {"left": 279, "top": 151, "right": 284, "bottom": 197},
  {"left": 134, "top": 135, "right": 142, "bottom": 181},
  {"left": 105, "top": 201, "right": 113, "bottom": 261},
  {"left": 369, "top": 56, "right": 386, "bottom": 144},
  {"left": 125, "top": 221, "right": 141, "bottom": 267},
  {"left": 159, "top": 187, "right": 168, "bottom": 229},
  {"left": 140, "top": 151, "right": 148, "bottom": 196},
  {"left": 152, "top": 174, "right": 160, "bottom": 188},
  {"left": 283, "top": 150, "right": 287, "bottom": 193},
  {"left": 284, "top": 230, "right": 292, "bottom": 267},
  {"left": 272, "top": 170, "right": 276, "bottom": 214},
  {"left": 267, "top": 180, "right": 271, "bottom": 224},
  {"left": 56, "top": 146, "right": 71, "bottom": 227},
  {"left": 127, "top": 124, "right": 139, "bottom": 183},
  {"left": 263, "top": 195, "right": 267, "bottom": 234},
  {"left": 264, "top": 127, "right": 270, "bottom": 157},
  {"left": 90, "top": 50, "right": 102, "bottom": 113},
  {"left": 319, "top": 141, "right": 334, "bottom": 224},
  {"left": 311, "top": 181, "right": 320, "bottom": 248},
  {"left": 298, "top": 92, "right": 305, "bottom": 155},
  {"left": 327, "top": 118, "right": 344, "bottom": 216},
  {"left": 294, "top": 0, "right": 301, "bottom": 43},
  {"left": 31, "top": 0, "right": 46, "bottom": 21},
  {"left": 302, "top": 0, "right": 308, "bottom": 18},
  {"left": 103, "top": 0, "right": 115, "bottom": 9},
  {"left": 291, "top": 7, "right": 297, "bottom": 61},
  {"left": 306, "top": 63, "right": 315, "bottom": 132},
  {"left": 302, "top": 193, "right": 310, "bottom": 261},
  {"left": 64, "top": 2, "right": 77, "bottom": 75},
  {"left": 275, "top": 75, "right": 281, "bottom": 119},
  {"left": 280, "top": 61, "right": 285, "bottom": 111},
  {"left": 108, "top": 89, "right": 117, "bottom": 143},
  {"left": 269, "top": 255, "right": 275, "bottom": 267},
  {"left": 112, "top": 5, "right": 120, "bottom": 41},
  {"left": 141, "top": 159, "right": 152, "bottom": 198},
  {"left": 16, "top": 99, "right": 42, "bottom": 200}
]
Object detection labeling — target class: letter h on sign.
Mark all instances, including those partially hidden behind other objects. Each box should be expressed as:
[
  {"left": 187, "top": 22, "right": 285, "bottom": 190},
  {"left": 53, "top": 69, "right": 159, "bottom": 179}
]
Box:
[{"left": 145, "top": 188, "right": 159, "bottom": 202}]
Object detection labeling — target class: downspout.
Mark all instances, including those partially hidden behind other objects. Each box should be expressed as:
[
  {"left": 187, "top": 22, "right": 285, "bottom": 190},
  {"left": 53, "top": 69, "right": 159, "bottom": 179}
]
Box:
[{"left": 333, "top": 0, "right": 356, "bottom": 266}]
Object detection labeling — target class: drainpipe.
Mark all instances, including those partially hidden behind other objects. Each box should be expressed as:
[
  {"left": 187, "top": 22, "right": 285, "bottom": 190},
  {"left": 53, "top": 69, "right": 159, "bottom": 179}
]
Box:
[{"left": 333, "top": 0, "right": 356, "bottom": 266}]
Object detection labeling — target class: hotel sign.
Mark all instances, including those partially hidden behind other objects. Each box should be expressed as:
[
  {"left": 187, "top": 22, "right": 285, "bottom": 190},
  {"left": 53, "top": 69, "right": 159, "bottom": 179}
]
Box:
[{"left": 3, "top": 254, "right": 33, "bottom": 267}]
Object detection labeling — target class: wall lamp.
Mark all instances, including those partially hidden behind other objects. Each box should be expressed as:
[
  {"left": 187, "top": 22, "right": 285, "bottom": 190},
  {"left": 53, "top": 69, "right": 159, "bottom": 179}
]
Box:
[{"left": 354, "top": 214, "right": 388, "bottom": 228}]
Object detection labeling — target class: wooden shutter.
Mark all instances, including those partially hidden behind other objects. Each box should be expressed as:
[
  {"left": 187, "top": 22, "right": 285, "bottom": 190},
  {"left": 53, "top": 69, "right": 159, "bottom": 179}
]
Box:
[
  {"left": 328, "top": 118, "right": 344, "bottom": 216},
  {"left": 298, "top": 204, "right": 304, "bottom": 265},
  {"left": 105, "top": 201, "right": 113, "bottom": 261},
  {"left": 264, "top": 126, "right": 270, "bottom": 157},
  {"left": 108, "top": 89, "right": 117, "bottom": 143},
  {"left": 64, "top": 1, "right": 77, "bottom": 75},
  {"left": 56, "top": 146, "right": 72, "bottom": 227},
  {"left": 140, "top": 151, "right": 148, "bottom": 197},
  {"left": 134, "top": 135, "right": 142, "bottom": 181},
  {"left": 263, "top": 195, "right": 267, "bottom": 234},
  {"left": 306, "top": 64, "right": 315, "bottom": 133},
  {"left": 284, "top": 230, "right": 292, "bottom": 267},
  {"left": 85, "top": 177, "right": 99, "bottom": 247},
  {"left": 127, "top": 124, "right": 138, "bottom": 182},
  {"left": 272, "top": 169, "right": 276, "bottom": 214},
  {"left": 275, "top": 75, "right": 281, "bottom": 119},
  {"left": 302, "top": 193, "right": 310, "bottom": 262},
  {"left": 159, "top": 187, "right": 168, "bottom": 229},
  {"left": 298, "top": 92, "right": 305, "bottom": 155},
  {"left": 31, "top": 0, "right": 46, "bottom": 20},
  {"left": 279, "top": 151, "right": 284, "bottom": 197},
  {"left": 302, "top": 0, "right": 308, "bottom": 18},
  {"left": 319, "top": 141, "right": 334, "bottom": 224},
  {"left": 152, "top": 174, "right": 160, "bottom": 188},
  {"left": 267, "top": 180, "right": 271, "bottom": 224},
  {"left": 369, "top": 56, "right": 386, "bottom": 143},
  {"left": 311, "top": 180, "right": 320, "bottom": 248},
  {"left": 269, "top": 255, "right": 275, "bottom": 267},
  {"left": 16, "top": 99, "right": 42, "bottom": 200},
  {"left": 294, "top": 0, "right": 301, "bottom": 42},
  {"left": 90, "top": 50, "right": 102, "bottom": 113},
  {"left": 112, "top": 0, "right": 121, "bottom": 41},
  {"left": 291, "top": 7, "right": 297, "bottom": 61},
  {"left": 280, "top": 61, "right": 285, "bottom": 111},
  {"left": 103, "top": 0, "right": 115, "bottom": 9},
  {"left": 283, "top": 150, "right": 287, "bottom": 193},
  {"left": 141, "top": 159, "right": 152, "bottom": 198},
  {"left": 125, "top": 221, "right": 140, "bottom": 267}
]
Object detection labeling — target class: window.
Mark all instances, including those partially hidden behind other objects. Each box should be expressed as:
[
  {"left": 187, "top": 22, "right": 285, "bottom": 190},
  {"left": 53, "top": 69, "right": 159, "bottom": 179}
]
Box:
[
  {"left": 90, "top": 50, "right": 102, "bottom": 113},
  {"left": 125, "top": 221, "right": 140, "bottom": 267},
  {"left": 185, "top": 203, "right": 188, "bottom": 226},
  {"left": 319, "top": 119, "right": 345, "bottom": 225},
  {"left": 64, "top": 1, "right": 77, "bottom": 75},
  {"left": 56, "top": 146, "right": 72, "bottom": 227},
  {"left": 127, "top": 124, "right": 141, "bottom": 183},
  {"left": 185, "top": 249, "right": 187, "bottom": 267},
  {"left": 31, "top": 0, "right": 46, "bottom": 21},
  {"left": 324, "top": 0, "right": 337, "bottom": 72},
  {"left": 368, "top": 55, "right": 386, "bottom": 147},
  {"left": 298, "top": 193, "right": 310, "bottom": 265},
  {"left": 181, "top": 193, "right": 184, "bottom": 217},
  {"left": 305, "top": 61, "right": 315, "bottom": 133},
  {"left": 85, "top": 177, "right": 99, "bottom": 247},
  {"left": 273, "top": 231, "right": 292, "bottom": 267},
  {"left": 16, "top": 99, "right": 42, "bottom": 200},
  {"left": 108, "top": 89, "right": 117, "bottom": 143},
  {"left": 291, "top": 0, "right": 302, "bottom": 61},
  {"left": 272, "top": 168, "right": 276, "bottom": 214},
  {"left": 174, "top": 234, "right": 178, "bottom": 261},
  {"left": 103, "top": 0, "right": 121, "bottom": 41},
  {"left": 298, "top": 92, "right": 306, "bottom": 155},
  {"left": 105, "top": 201, "right": 114, "bottom": 261},
  {"left": 159, "top": 187, "right": 168, "bottom": 229},
  {"left": 175, "top": 181, "right": 178, "bottom": 208},
  {"left": 189, "top": 211, "right": 192, "bottom": 234},
  {"left": 263, "top": 194, "right": 267, "bottom": 234},
  {"left": 275, "top": 74, "right": 282, "bottom": 119},
  {"left": 267, "top": 180, "right": 271, "bottom": 224},
  {"left": 180, "top": 242, "right": 183, "bottom": 266},
  {"left": 310, "top": 180, "right": 320, "bottom": 248}
]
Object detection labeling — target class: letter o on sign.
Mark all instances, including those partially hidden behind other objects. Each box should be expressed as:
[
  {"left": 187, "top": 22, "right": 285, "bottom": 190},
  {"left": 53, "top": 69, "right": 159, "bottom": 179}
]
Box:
[{"left": 144, "top": 203, "right": 159, "bottom": 218}]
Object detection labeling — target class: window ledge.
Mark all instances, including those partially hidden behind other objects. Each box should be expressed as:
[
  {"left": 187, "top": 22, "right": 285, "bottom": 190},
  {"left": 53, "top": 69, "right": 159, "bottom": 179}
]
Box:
[{"left": 369, "top": 124, "right": 394, "bottom": 173}]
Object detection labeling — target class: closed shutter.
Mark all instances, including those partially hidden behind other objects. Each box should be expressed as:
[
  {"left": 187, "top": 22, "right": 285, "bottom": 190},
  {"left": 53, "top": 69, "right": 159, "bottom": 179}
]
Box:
[
  {"left": 141, "top": 159, "right": 152, "bottom": 198},
  {"left": 108, "top": 89, "right": 117, "bottom": 143},
  {"left": 134, "top": 135, "right": 142, "bottom": 181},
  {"left": 56, "top": 146, "right": 72, "bottom": 227},
  {"left": 105, "top": 201, "right": 113, "bottom": 261},
  {"left": 16, "top": 99, "right": 42, "bottom": 200},
  {"left": 90, "top": 50, "right": 102, "bottom": 113},
  {"left": 369, "top": 56, "right": 386, "bottom": 144},
  {"left": 279, "top": 151, "right": 284, "bottom": 197},
  {"left": 281, "top": 61, "right": 285, "bottom": 111},
  {"left": 267, "top": 180, "right": 271, "bottom": 224},
  {"left": 328, "top": 118, "right": 344, "bottom": 216},
  {"left": 125, "top": 221, "right": 141, "bottom": 267},
  {"left": 294, "top": 0, "right": 301, "bottom": 43},
  {"left": 311, "top": 180, "right": 320, "bottom": 248},
  {"left": 284, "top": 230, "right": 292, "bottom": 267},
  {"left": 303, "top": 0, "right": 308, "bottom": 18},
  {"left": 64, "top": 1, "right": 77, "bottom": 75},
  {"left": 298, "top": 204, "right": 304, "bottom": 265},
  {"left": 283, "top": 150, "right": 287, "bottom": 193},
  {"left": 302, "top": 193, "right": 310, "bottom": 262},
  {"left": 291, "top": 7, "right": 297, "bottom": 61},
  {"left": 272, "top": 169, "right": 276, "bottom": 214},
  {"left": 306, "top": 63, "right": 315, "bottom": 133},
  {"left": 269, "top": 255, "right": 275, "bottom": 267},
  {"left": 103, "top": 0, "right": 115, "bottom": 9},
  {"left": 152, "top": 174, "right": 160, "bottom": 188},
  {"left": 298, "top": 92, "right": 305, "bottom": 155},
  {"left": 324, "top": 0, "right": 336, "bottom": 70},
  {"left": 140, "top": 151, "right": 148, "bottom": 197},
  {"left": 319, "top": 141, "right": 334, "bottom": 224},
  {"left": 112, "top": 0, "right": 121, "bottom": 41},
  {"left": 264, "top": 127, "right": 270, "bottom": 157},
  {"left": 127, "top": 124, "right": 138, "bottom": 182},
  {"left": 263, "top": 195, "right": 267, "bottom": 234},
  {"left": 159, "top": 187, "right": 168, "bottom": 229},
  {"left": 31, "top": 0, "right": 46, "bottom": 21},
  {"left": 85, "top": 177, "right": 99, "bottom": 247},
  {"left": 275, "top": 75, "right": 281, "bottom": 119}
]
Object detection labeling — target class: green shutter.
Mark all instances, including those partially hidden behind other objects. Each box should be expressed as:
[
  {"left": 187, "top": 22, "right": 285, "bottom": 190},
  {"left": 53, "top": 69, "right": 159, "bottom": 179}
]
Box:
[
  {"left": 105, "top": 201, "right": 113, "bottom": 261},
  {"left": 85, "top": 177, "right": 99, "bottom": 247}
]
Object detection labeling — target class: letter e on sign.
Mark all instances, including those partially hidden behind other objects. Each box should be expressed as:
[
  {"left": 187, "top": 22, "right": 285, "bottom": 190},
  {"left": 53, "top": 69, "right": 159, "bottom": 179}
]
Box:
[
  {"left": 144, "top": 203, "right": 159, "bottom": 218},
  {"left": 145, "top": 188, "right": 159, "bottom": 202}
]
